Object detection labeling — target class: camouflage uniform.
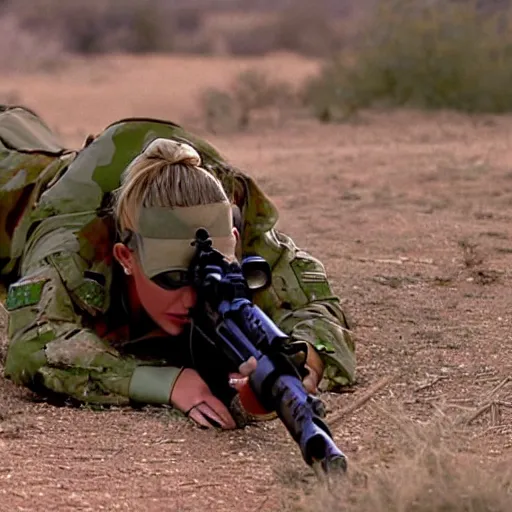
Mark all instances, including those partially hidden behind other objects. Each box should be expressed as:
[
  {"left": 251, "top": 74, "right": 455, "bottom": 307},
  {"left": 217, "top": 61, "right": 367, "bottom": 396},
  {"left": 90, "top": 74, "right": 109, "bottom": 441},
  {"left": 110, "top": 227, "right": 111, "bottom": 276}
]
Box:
[{"left": 0, "top": 105, "right": 355, "bottom": 407}]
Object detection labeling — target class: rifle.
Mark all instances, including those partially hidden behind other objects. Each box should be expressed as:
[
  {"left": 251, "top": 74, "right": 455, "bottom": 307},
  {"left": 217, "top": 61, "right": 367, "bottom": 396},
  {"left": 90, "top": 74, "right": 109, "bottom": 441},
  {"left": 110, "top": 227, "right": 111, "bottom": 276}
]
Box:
[{"left": 189, "top": 228, "right": 347, "bottom": 475}]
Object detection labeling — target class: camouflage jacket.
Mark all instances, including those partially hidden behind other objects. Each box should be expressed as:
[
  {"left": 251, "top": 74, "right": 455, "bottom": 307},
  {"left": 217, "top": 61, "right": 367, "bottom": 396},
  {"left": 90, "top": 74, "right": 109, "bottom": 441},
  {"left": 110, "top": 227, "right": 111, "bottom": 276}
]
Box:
[{"left": 0, "top": 105, "right": 355, "bottom": 406}]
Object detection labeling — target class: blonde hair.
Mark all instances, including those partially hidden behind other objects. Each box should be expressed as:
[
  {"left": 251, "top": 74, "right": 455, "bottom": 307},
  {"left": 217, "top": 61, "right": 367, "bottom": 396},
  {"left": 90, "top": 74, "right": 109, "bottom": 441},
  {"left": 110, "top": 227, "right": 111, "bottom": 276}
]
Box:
[{"left": 114, "top": 138, "right": 229, "bottom": 231}]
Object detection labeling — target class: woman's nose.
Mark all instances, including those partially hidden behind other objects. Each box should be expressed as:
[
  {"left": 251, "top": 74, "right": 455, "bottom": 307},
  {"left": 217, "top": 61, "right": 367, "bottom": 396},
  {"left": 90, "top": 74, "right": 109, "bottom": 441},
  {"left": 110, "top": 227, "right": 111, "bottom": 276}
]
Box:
[{"left": 180, "top": 286, "right": 197, "bottom": 309}]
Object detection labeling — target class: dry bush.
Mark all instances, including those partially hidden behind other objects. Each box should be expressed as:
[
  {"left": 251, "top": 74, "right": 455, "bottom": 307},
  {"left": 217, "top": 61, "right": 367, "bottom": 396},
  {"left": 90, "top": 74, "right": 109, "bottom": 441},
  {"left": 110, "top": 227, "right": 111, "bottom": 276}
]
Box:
[
  {"left": 219, "top": 4, "right": 343, "bottom": 57},
  {"left": 292, "top": 408, "right": 512, "bottom": 512},
  {"left": 301, "top": 57, "right": 356, "bottom": 123},
  {"left": 0, "top": 13, "right": 65, "bottom": 72},
  {"left": 200, "top": 69, "right": 297, "bottom": 132},
  {"left": 5, "top": 0, "right": 176, "bottom": 54},
  {"left": 304, "top": 0, "right": 512, "bottom": 120},
  {"left": 220, "top": 23, "right": 280, "bottom": 57},
  {"left": 3, "top": 0, "right": 345, "bottom": 58},
  {"left": 272, "top": 3, "right": 343, "bottom": 57}
]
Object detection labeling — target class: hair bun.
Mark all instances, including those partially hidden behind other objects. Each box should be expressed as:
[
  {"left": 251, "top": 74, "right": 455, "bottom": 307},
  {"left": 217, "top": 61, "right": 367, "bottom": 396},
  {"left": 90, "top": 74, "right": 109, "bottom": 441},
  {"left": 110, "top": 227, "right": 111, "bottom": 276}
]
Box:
[{"left": 144, "top": 138, "right": 201, "bottom": 167}]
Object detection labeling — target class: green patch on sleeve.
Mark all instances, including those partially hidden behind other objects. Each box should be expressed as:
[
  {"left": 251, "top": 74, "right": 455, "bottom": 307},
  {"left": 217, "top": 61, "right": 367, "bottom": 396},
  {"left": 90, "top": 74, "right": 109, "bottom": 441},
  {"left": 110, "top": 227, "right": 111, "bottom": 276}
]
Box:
[
  {"left": 73, "top": 279, "right": 106, "bottom": 311},
  {"left": 5, "top": 279, "right": 47, "bottom": 311}
]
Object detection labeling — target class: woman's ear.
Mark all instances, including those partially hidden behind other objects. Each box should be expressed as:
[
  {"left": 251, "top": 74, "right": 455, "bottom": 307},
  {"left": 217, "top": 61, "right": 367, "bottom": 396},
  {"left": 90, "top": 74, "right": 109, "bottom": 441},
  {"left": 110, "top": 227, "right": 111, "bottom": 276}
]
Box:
[
  {"left": 232, "top": 227, "right": 242, "bottom": 260},
  {"left": 113, "top": 243, "right": 134, "bottom": 275}
]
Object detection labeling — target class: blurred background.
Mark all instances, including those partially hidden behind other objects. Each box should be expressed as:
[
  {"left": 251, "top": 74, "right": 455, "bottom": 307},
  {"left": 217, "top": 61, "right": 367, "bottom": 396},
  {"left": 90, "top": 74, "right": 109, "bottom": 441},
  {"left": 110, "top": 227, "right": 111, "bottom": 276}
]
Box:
[{"left": 2, "top": 0, "right": 512, "bottom": 136}]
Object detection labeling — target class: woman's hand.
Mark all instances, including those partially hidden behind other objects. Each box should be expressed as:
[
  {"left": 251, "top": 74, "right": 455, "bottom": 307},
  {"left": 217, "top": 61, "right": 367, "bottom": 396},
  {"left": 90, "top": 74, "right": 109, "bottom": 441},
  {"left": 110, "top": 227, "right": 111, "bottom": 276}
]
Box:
[
  {"left": 303, "top": 344, "right": 325, "bottom": 394},
  {"left": 235, "top": 344, "right": 324, "bottom": 395},
  {"left": 229, "top": 347, "right": 323, "bottom": 416},
  {"left": 170, "top": 368, "right": 236, "bottom": 430}
]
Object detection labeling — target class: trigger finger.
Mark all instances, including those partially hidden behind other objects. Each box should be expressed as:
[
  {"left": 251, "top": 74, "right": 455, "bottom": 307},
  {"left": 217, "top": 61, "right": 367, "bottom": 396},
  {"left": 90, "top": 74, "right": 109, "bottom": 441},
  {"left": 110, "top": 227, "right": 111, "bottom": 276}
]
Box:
[{"left": 239, "top": 356, "right": 257, "bottom": 376}]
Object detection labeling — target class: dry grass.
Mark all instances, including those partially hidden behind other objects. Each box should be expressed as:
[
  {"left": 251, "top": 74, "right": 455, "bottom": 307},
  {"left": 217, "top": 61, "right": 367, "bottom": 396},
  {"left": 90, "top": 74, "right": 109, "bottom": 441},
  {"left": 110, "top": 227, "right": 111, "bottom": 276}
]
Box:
[
  {"left": 291, "top": 408, "right": 512, "bottom": 512},
  {"left": 0, "top": 53, "right": 318, "bottom": 147}
]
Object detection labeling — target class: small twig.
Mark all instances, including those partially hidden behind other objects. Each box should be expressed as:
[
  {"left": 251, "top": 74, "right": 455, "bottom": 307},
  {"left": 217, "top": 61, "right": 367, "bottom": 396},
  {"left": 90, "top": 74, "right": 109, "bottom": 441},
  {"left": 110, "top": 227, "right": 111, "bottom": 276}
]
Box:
[
  {"left": 357, "top": 257, "right": 434, "bottom": 265},
  {"left": 465, "top": 402, "right": 492, "bottom": 425},
  {"left": 474, "top": 370, "right": 500, "bottom": 382},
  {"left": 442, "top": 403, "right": 475, "bottom": 412},
  {"left": 179, "top": 481, "right": 224, "bottom": 489},
  {"left": 495, "top": 400, "right": 512, "bottom": 408},
  {"left": 449, "top": 398, "right": 479, "bottom": 404},
  {"left": 462, "top": 376, "right": 512, "bottom": 426},
  {"left": 483, "top": 377, "right": 510, "bottom": 401},
  {"left": 414, "top": 375, "right": 448, "bottom": 392},
  {"left": 467, "top": 402, "right": 493, "bottom": 424},
  {"left": 490, "top": 402, "right": 501, "bottom": 426},
  {"left": 359, "top": 257, "right": 405, "bottom": 265},
  {"left": 329, "top": 376, "right": 396, "bottom": 429},
  {"left": 153, "top": 437, "right": 186, "bottom": 445},
  {"left": 420, "top": 394, "right": 448, "bottom": 402}
]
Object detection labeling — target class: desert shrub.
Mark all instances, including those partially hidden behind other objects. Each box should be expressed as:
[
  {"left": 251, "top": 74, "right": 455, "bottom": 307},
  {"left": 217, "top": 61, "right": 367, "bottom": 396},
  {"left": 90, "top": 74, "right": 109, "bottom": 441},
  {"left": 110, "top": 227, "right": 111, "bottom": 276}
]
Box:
[
  {"left": 273, "top": 3, "right": 343, "bottom": 57},
  {"left": 220, "top": 4, "right": 342, "bottom": 57},
  {"left": 5, "top": 0, "right": 176, "bottom": 54},
  {"left": 200, "top": 68, "right": 297, "bottom": 132},
  {"left": 2, "top": 0, "right": 344, "bottom": 58},
  {"left": 0, "top": 13, "right": 65, "bottom": 72},
  {"left": 201, "top": 88, "right": 239, "bottom": 133},
  {"left": 304, "top": 0, "right": 512, "bottom": 119},
  {"left": 173, "top": 7, "right": 203, "bottom": 34},
  {"left": 221, "top": 23, "right": 280, "bottom": 57}
]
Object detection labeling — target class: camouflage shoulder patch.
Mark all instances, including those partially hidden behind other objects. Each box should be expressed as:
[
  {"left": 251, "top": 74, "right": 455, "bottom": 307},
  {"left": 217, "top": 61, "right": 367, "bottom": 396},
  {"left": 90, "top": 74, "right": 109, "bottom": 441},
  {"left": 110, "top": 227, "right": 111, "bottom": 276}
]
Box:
[
  {"left": 5, "top": 277, "right": 48, "bottom": 311},
  {"left": 73, "top": 278, "right": 106, "bottom": 312}
]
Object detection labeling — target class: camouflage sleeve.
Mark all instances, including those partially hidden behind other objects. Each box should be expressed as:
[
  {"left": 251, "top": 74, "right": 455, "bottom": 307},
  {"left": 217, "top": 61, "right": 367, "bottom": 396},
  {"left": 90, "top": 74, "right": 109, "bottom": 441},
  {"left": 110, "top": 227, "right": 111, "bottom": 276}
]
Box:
[
  {"left": 251, "top": 229, "right": 356, "bottom": 391},
  {"left": 3, "top": 261, "right": 183, "bottom": 406}
]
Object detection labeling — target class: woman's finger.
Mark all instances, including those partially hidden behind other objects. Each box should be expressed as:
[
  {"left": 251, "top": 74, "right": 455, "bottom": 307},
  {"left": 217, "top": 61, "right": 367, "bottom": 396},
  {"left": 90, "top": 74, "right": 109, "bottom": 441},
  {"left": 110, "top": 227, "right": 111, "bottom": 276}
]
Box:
[
  {"left": 188, "top": 407, "right": 214, "bottom": 429},
  {"left": 196, "top": 402, "right": 227, "bottom": 429},
  {"left": 204, "top": 396, "right": 236, "bottom": 429},
  {"left": 302, "top": 366, "right": 319, "bottom": 394},
  {"left": 302, "top": 374, "right": 317, "bottom": 394},
  {"left": 238, "top": 356, "right": 258, "bottom": 376}
]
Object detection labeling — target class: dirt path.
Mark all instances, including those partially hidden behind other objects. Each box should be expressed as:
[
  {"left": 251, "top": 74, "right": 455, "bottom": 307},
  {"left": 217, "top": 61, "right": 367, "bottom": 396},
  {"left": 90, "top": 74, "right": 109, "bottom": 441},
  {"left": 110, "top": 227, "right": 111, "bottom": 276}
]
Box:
[{"left": 1, "top": 57, "right": 512, "bottom": 511}]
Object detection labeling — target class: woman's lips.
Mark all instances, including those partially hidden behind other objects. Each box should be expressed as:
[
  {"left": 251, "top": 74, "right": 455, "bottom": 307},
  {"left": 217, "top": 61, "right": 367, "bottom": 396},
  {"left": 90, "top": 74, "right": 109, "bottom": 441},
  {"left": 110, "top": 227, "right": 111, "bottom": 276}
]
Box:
[{"left": 165, "top": 313, "right": 190, "bottom": 325}]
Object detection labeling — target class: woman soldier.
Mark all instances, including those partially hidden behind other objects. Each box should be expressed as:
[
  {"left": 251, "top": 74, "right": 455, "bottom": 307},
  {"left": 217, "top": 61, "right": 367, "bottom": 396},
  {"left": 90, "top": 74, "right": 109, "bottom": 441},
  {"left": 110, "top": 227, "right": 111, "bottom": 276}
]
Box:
[{"left": 1, "top": 106, "right": 356, "bottom": 429}]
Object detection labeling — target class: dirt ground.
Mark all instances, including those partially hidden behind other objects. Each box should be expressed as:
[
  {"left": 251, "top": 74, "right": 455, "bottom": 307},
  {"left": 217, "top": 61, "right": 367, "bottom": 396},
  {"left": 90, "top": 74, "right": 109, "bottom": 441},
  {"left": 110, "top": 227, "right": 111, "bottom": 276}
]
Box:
[{"left": 1, "top": 54, "right": 512, "bottom": 511}]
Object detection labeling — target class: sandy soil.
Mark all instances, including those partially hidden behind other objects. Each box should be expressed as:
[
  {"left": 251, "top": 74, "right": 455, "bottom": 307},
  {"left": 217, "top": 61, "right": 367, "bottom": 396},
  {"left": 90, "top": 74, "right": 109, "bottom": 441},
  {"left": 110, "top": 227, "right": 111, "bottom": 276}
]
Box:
[{"left": 1, "top": 54, "right": 512, "bottom": 511}]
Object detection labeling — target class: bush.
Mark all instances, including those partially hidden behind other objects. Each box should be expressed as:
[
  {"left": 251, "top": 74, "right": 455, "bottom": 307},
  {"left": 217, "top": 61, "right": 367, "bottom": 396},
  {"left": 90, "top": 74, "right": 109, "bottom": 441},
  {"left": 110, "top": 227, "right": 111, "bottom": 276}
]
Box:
[
  {"left": 273, "top": 3, "right": 343, "bottom": 57},
  {"left": 221, "top": 23, "right": 280, "bottom": 57},
  {"left": 0, "top": 13, "right": 65, "bottom": 72},
  {"left": 304, "top": 0, "right": 512, "bottom": 119},
  {"left": 200, "top": 69, "right": 297, "bottom": 132},
  {"left": 2, "top": 0, "right": 343, "bottom": 58},
  {"left": 221, "top": 5, "right": 342, "bottom": 57},
  {"left": 6, "top": 0, "right": 176, "bottom": 54}
]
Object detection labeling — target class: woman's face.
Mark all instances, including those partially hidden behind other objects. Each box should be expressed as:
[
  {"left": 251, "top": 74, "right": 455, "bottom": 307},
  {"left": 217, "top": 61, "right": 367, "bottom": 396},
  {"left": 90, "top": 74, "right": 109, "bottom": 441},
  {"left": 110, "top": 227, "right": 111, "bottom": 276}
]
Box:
[
  {"left": 130, "top": 258, "right": 197, "bottom": 336},
  {"left": 114, "top": 243, "right": 197, "bottom": 336},
  {"left": 114, "top": 226, "right": 240, "bottom": 336}
]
